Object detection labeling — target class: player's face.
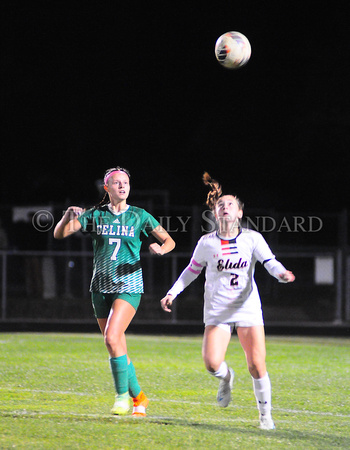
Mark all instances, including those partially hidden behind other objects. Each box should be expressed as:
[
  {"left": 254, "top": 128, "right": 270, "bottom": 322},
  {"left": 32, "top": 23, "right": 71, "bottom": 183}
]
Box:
[
  {"left": 215, "top": 196, "right": 243, "bottom": 224},
  {"left": 104, "top": 171, "right": 130, "bottom": 202}
]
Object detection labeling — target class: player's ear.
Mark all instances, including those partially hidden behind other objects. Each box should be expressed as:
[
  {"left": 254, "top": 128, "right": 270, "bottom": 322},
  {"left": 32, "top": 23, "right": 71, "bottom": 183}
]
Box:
[
  {"left": 238, "top": 209, "right": 243, "bottom": 219},
  {"left": 103, "top": 185, "right": 108, "bottom": 192}
]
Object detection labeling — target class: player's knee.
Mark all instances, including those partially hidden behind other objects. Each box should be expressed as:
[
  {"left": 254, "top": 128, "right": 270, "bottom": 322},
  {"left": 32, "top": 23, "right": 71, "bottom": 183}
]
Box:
[
  {"left": 206, "top": 363, "right": 217, "bottom": 373},
  {"left": 104, "top": 332, "right": 114, "bottom": 350},
  {"left": 248, "top": 360, "right": 266, "bottom": 379},
  {"left": 104, "top": 330, "right": 122, "bottom": 351},
  {"left": 203, "top": 356, "right": 221, "bottom": 373}
]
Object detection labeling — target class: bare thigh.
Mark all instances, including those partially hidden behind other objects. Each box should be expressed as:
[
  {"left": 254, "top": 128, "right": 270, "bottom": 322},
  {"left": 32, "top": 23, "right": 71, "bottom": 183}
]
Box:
[
  {"left": 99, "top": 298, "right": 136, "bottom": 358},
  {"left": 236, "top": 325, "right": 267, "bottom": 379},
  {"left": 202, "top": 325, "right": 232, "bottom": 372}
]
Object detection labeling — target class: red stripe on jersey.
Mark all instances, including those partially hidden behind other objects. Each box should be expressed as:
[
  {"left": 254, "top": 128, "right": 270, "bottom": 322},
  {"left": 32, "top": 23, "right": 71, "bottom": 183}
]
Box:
[{"left": 221, "top": 239, "right": 237, "bottom": 255}]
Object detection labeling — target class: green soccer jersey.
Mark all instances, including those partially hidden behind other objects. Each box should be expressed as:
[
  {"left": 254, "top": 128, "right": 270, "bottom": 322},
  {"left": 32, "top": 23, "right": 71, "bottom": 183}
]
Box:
[{"left": 78, "top": 204, "right": 160, "bottom": 294}]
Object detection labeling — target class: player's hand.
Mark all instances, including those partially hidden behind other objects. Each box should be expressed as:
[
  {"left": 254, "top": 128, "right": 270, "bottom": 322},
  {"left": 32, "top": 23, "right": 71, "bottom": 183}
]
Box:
[
  {"left": 149, "top": 243, "right": 164, "bottom": 255},
  {"left": 64, "top": 206, "right": 85, "bottom": 222},
  {"left": 160, "top": 294, "right": 174, "bottom": 312},
  {"left": 279, "top": 271, "right": 295, "bottom": 283}
]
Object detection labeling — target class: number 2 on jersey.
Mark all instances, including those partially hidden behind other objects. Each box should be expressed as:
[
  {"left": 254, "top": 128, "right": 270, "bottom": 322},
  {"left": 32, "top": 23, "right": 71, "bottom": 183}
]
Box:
[
  {"left": 109, "top": 238, "right": 121, "bottom": 260},
  {"left": 230, "top": 273, "right": 239, "bottom": 289}
]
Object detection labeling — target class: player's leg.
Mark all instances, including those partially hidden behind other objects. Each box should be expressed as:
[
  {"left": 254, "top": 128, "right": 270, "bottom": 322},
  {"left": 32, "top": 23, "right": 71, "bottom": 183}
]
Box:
[
  {"left": 98, "top": 316, "right": 144, "bottom": 415},
  {"left": 236, "top": 325, "right": 275, "bottom": 429},
  {"left": 104, "top": 298, "right": 135, "bottom": 356},
  {"left": 97, "top": 317, "right": 129, "bottom": 358},
  {"left": 236, "top": 325, "right": 266, "bottom": 378},
  {"left": 202, "top": 325, "right": 234, "bottom": 407},
  {"left": 102, "top": 298, "right": 135, "bottom": 414},
  {"left": 103, "top": 298, "right": 148, "bottom": 416}
]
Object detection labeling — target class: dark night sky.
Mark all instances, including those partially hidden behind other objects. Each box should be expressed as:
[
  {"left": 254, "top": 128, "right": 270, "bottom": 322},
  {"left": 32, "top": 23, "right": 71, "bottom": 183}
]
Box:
[{"left": 2, "top": 1, "right": 350, "bottom": 212}]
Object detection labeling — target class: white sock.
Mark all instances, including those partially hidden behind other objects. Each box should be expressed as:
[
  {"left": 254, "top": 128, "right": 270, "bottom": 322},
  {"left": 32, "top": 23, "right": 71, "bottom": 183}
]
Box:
[
  {"left": 209, "top": 361, "right": 229, "bottom": 380},
  {"left": 252, "top": 372, "right": 272, "bottom": 416}
]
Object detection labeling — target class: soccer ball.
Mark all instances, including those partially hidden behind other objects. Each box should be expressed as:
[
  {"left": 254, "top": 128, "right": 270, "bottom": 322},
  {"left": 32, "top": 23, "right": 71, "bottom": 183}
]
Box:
[{"left": 215, "top": 31, "right": 251, "bottom": 69}]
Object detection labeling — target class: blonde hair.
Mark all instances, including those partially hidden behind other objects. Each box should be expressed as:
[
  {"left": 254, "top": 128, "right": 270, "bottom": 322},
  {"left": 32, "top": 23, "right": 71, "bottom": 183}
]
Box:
[{"left": 202, "top": 171, "right": 244, "bottom": 212}]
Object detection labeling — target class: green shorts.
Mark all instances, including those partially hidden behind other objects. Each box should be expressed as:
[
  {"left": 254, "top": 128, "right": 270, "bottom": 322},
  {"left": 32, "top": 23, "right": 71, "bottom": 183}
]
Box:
[{"left": 91, "top": 292, "right": 142, "bottom": 319}]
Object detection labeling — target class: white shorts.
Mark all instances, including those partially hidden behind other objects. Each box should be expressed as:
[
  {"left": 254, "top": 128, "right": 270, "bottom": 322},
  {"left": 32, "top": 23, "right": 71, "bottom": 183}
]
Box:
[
  {"left": 205, "top": 314, "right": 264, "bottom": 334},
  {"left": 203, "top": 290, "right": 264, "bottom": 331}
]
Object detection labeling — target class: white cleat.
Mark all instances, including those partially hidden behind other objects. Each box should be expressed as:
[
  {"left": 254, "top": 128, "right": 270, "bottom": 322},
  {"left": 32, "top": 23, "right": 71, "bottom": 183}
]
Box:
[
  {"left": 216, "top": 368, "right": 234, "bottom": 407},
  {"left": 259, "top": 413, "right": 275, "bottom": 430}
]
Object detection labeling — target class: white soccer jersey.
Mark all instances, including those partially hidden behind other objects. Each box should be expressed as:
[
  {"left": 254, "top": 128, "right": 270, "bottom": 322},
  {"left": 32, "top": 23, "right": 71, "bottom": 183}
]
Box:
[{"left": 168, "top": 228, "right": 286, "bottom": 326}]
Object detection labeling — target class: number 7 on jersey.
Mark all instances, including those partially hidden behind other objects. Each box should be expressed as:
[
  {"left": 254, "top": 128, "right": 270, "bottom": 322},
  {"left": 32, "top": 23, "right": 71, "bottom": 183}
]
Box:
[{"left": 109, "top": 238, "right": 121, "bottom": 261}]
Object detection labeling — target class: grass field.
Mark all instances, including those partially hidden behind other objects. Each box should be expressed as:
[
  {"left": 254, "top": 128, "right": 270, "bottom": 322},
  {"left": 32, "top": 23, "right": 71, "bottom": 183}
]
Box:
[{"left": 0, "top": 333, "right": 349, "bottom": 449}]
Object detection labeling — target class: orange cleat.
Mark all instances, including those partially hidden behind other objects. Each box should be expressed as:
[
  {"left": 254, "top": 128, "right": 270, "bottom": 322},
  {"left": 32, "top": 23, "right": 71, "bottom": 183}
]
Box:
[{"left": 132, "top": 391, "right": 149, "bottom": 417}]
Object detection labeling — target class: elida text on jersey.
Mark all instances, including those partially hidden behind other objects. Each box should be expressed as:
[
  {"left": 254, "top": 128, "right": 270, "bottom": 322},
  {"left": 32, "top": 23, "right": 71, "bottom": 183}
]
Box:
[{"left": 217, "top": 258, "right": 248, "bottom": 271}]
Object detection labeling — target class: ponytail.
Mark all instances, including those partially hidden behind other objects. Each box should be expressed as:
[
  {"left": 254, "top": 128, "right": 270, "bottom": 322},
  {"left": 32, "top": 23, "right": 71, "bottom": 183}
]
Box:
[
  {"left": 202, "top": 172, "right": 222, "bottom": 210},
  {"left": 202, "top": 171, "right": 244, "bottom": 212},
  {"left": 92, "top": 191, "right": 109, "bottom": 211}
]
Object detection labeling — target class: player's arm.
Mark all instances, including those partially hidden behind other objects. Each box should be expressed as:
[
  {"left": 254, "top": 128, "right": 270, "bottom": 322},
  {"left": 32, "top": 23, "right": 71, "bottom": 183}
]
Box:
[
  {"left": 254, "top": 234, "right": 295, "bottom": 283},
  {"left": 160, "top": 259, "right": 204, "bottom": 312},
  {"left": 53, "top": 206, "right": 84, "bottom": 239},
  {"left": 149, "top": 225, "right": 175, "bottom": 255},
  {"left": 263, "top": 259, "right": 295, "bottom": 283},
  {"left": 160, "top": 239, "right": 205, "bottom": 312},
  {"left": 255, "top": 234, "right": 295, "bottom": 283}
]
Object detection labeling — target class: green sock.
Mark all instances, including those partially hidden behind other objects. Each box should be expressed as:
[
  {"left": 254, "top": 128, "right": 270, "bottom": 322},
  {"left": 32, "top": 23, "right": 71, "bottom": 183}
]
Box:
[
  {"left": 109, "top": 355, "right": 128, "bottom": 395},
  {"left": 128, "top": 360, "right": 141, "bottom": 398}
]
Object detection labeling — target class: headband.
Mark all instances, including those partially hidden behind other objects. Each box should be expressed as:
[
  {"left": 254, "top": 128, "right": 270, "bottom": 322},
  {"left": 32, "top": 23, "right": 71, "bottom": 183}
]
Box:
[{"left": 104, "top": 170, "right": 129, "bottom": 185}]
